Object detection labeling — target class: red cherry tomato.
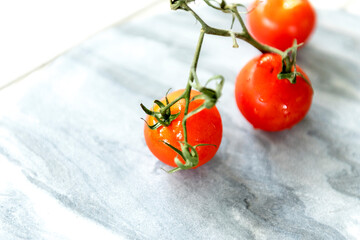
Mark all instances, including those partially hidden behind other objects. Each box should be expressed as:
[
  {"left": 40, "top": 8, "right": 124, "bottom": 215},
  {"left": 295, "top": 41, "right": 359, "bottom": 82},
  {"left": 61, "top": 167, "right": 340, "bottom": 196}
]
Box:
[
  {"left": 247, "top": 0, "right": 316, "bottom": 51},
  {"left": 235, "top": 53, "right": 313, "bottom": 131},
  {"left": 144, "top": 89, "right": 222, "bottom": 168}
]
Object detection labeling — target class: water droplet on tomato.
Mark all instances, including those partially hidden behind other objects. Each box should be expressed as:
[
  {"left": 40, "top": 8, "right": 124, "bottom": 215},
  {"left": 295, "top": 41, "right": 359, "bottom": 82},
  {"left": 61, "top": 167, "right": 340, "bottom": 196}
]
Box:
[
  {"left": 176, "top": 132, "right": 183, "bottom": 139},
  {"left": 282, "top": 105, "right": 289, "bottom": 115}
]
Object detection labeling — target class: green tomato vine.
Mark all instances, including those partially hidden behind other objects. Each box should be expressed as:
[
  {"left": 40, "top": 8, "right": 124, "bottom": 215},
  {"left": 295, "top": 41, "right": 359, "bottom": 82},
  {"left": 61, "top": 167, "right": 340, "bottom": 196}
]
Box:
[{"left": 141, "top": 0, "right": 306, "bottom": 173}]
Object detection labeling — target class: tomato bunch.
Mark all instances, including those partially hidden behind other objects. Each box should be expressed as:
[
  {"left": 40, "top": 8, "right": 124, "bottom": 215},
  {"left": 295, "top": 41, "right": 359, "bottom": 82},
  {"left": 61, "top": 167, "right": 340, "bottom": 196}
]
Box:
[{"left": 143, "top": 0, "right": 316, "bottom": 171}]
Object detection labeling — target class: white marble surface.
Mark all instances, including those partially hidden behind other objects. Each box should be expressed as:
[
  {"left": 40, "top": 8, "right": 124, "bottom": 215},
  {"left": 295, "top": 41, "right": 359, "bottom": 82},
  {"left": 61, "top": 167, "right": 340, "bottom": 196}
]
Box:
[
  {"left": 0, "top": 0, "right": 163, "bottom": 88},
  {"left": 0, "top": 6, "right": 360, "bottom": 240}
]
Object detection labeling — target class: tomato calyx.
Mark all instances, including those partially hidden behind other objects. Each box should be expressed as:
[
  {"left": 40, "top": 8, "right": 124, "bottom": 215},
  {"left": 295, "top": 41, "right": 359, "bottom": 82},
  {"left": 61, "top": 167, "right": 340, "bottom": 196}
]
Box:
[
  {"left": 141, "top": 90, "right": 182, "bottom": 130},
  {"left": 163, "top": 141, "right": 198, "bottom": 173},
  {"left": 277, "top": 40, "right": 311, "bottom": 85},
  {"left": 162, "top": 141, "right": 216, "bottom": 173},
  {"left": 190, "top": 69, "right": 224, "bottom": 110}
]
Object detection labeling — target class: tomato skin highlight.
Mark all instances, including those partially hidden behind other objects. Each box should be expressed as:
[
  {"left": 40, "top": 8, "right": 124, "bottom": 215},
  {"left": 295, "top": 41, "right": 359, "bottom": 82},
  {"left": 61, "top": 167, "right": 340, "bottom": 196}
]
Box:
[
  {"left": 144, "top": 89, "right": 222, "bottom": 168},
  {"left": 235, "top": 53, "right": 313, "bottom": 131},
  {"left": 247, "top": 0, "right": 316, "bottom": 51}
]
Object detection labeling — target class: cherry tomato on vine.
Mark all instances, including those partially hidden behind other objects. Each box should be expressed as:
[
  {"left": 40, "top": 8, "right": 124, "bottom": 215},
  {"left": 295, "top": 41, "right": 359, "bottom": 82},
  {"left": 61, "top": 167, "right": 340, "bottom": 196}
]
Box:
[
  {"left": 235, "top": 53, "right": 313, "bottom": 131},
  {"left": 144, "top": 89, "right": 222, "bottom": 168},
  {"left": 247, "top": 0, "right": 316, "bottom": 51}
]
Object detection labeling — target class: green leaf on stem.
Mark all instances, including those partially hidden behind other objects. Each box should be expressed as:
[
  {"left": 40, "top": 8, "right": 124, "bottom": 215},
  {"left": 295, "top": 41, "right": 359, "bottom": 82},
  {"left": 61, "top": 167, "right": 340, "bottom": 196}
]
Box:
[
  {"left": 278, "top": 39, "right": 310, "bottom": 85},
  {"left": 162, "top": 141, "right": 202, "bottom": 173},
  {"left": 154, "top": 100, "right": 165, "bottom": 108},
  {"left": 140, "top": 103, "right": 157, "bottom": 116},
  {"left": 194, "top": 143, "right": 217, "bottom": 148},
  {"left": 141, "top": 118, "right": 162, "bottom": 130},
  {"left": 162, "top": 141, "right": 184, "bottom": 157},
  {"left": 154, "top": 115, "right": 170, "bottom": 126},
  {"left": 141, "top": 89, "right": 185, "bottom": 130},
  {"left": 190, "top": 70, "right": 224, "bottom": 109},
  {"left": 230, "top": 14, "right": 236, "bottom": 29}
]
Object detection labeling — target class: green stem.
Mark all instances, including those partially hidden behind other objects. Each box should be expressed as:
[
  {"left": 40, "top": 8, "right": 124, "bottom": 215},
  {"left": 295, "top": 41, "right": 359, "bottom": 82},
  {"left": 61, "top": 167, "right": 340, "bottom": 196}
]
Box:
[
  {"left": 185, "top": 4, "right": 211, "bottom": 29},
  {"left": 183, "top": 29, "right": 205, "bottom": 143},
  {"left": 231, "top": 5, "right": 248, "bottom": 33},
  {"left": 183, "top": 1, "right": 283, "bottom": 55},
  {"left": 160, "top": 93, "right": 185, "bottom": 114}
]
